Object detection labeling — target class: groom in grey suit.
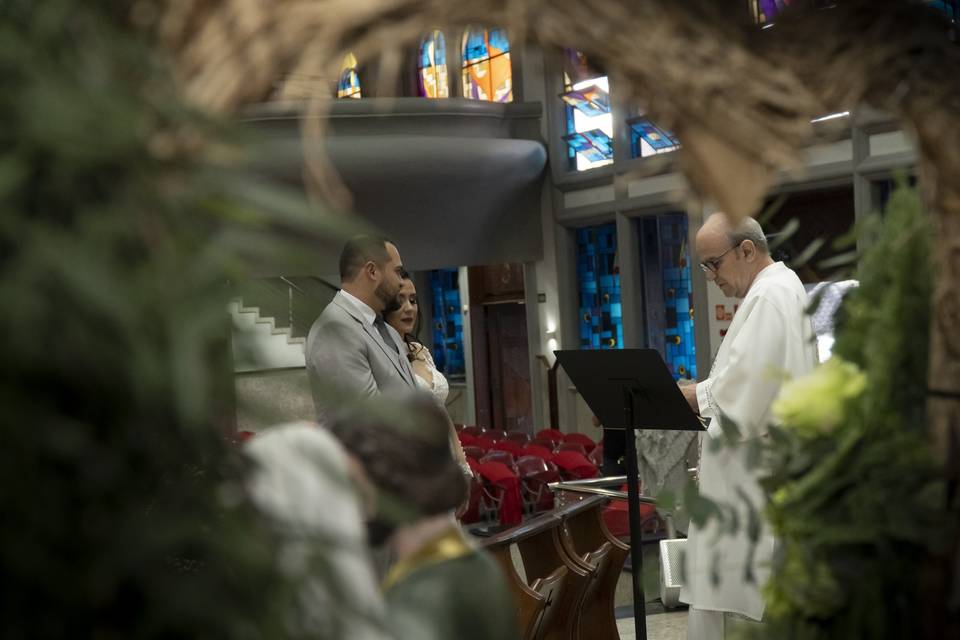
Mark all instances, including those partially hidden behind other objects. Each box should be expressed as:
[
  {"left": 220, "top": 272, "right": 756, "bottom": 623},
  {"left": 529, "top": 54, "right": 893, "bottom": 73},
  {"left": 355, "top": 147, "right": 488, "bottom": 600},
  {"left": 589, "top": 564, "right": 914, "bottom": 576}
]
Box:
[{"left": 306, "top": 235, "right": 418, "bottom": 424}]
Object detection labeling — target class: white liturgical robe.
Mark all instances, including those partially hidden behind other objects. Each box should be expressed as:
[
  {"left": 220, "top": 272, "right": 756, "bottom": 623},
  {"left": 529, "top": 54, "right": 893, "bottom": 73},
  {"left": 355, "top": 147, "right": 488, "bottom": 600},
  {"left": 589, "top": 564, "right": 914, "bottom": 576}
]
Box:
[{"left": 680, "top": 262, "right": 818, "bottom": 621}]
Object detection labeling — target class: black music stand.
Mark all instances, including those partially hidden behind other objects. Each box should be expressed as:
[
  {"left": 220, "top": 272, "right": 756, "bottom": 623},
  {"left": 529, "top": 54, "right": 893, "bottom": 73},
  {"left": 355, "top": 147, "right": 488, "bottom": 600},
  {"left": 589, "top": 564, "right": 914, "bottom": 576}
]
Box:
[{"left": 554, "top": 349, "right": 703, "bottom": 640}]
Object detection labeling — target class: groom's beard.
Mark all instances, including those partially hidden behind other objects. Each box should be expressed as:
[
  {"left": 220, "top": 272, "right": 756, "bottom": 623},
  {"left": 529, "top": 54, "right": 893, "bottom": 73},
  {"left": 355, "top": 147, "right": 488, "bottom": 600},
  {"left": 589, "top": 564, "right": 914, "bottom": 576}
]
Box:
[{"left": 376, "top": 281, "right": 397, "bottom": 311}]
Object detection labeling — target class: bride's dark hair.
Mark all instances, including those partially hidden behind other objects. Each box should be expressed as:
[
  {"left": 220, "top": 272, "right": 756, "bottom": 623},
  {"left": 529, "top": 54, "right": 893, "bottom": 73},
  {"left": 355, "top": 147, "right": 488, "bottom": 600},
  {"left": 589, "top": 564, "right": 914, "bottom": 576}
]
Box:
[{"left": 385, "top": 270, "right": 426, "bottom": 362}]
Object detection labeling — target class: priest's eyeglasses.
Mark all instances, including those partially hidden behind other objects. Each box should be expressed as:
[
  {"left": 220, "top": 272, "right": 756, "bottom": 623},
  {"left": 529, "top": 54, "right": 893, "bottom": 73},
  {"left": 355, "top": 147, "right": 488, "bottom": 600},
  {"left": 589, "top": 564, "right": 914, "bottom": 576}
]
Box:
[{"left": 699, "top": 244, "right": 737, "bottom": 273}]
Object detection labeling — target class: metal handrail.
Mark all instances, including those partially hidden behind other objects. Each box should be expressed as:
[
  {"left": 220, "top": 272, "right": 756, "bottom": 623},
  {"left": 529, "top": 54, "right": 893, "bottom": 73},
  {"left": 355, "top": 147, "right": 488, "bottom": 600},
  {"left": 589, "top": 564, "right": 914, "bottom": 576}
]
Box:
[
  {"left": 278, "top": 276, "right": 305, "bottom": 295},
  {"left": 550, "top": 485, "right": 658, "bottom": 503},
  {"left": 550, "top": 475, "right": 627, "bottom": 488}
]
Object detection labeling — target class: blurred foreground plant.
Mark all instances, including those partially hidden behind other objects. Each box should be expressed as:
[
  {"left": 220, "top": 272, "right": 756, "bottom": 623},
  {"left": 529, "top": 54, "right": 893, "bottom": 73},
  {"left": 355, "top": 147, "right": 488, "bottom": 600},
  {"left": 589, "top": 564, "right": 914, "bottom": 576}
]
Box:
[
  {"left": 750, "top": 182, "right": 950, "bottom": 639},
  {"left": 0, "top": 2, "right": 360, "bottom": 637}
]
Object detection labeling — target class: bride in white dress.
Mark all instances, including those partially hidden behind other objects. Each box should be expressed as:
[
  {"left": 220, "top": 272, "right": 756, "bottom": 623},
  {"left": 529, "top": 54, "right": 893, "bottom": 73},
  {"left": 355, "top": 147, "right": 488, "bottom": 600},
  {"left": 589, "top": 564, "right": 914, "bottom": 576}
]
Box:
[
  {"left": 386, "top": 274, "right": 469, "bottom": 478},
  {"left": 386, "top": 275, "right": 449, "bottom": 404}
]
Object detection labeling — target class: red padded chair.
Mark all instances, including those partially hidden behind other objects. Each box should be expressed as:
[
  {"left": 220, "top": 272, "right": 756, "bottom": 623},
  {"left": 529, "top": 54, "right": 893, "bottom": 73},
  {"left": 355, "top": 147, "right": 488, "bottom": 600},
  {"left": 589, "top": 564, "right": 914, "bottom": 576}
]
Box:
[
  {"left": 602, "top": 483, "right": 660, "bottom": 538},
  {"left": 473, "top": 436, "right": 496, "bottom": 451},
  {"left": 563, "top": 432, "right": 597, "bottom": 453},
  {"left": 481, "top": 449, "right": 517, "bottom": 472},
  {"left": 506, "top": 432, "right": 532, "bottom": 446},
  {"left": 557, "top": 441, "right": 588, "bottom": 456},
  {"left": 492, "top": 439, "right": 525, "bottom": 457},
  {"left": 457, "top": 431, "right": 477, "bottom": 447},
  {"left": 473, "top": 459, "right": 523, "bottom": 526},
  {"left": 517, "top": 455, "right": 560, "bottom": 514},
  {"left": 522, "top": 444, "right": 555, "bottom": 462},
  {"left": 532, "top": 437, "right": 558, "bottom": 451},
  {"left": 516, "top": 455, "right": 550, "bottom": 476},
  {"left": 461, "top": 425, "right": 486, "bottom": 438},
  {"left": 462, "top": 445, "right": 486, "bottom": 461},
  {"left": 536, "top": 428, "right": 565, "bottom": 444},
  {"left": 552, "top": 450, "right": 599, "bottom": 480},
  {"left": 486, "top": 429, "right": 508, "bottom": 442}
]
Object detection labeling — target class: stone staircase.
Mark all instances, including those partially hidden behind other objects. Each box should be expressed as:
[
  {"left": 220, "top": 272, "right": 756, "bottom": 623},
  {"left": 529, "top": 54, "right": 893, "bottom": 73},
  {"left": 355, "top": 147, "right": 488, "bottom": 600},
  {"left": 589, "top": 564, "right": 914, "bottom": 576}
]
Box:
[{"left": 229, "top": 299, "right": 306, "bottom": 372}]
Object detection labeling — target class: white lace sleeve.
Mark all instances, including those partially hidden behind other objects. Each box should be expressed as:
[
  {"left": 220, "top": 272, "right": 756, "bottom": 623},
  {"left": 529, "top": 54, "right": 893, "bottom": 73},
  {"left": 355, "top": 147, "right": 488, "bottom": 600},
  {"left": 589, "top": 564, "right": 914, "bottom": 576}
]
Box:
[{"left": 420, "top": 345, "right": 449, "bottom": 405}]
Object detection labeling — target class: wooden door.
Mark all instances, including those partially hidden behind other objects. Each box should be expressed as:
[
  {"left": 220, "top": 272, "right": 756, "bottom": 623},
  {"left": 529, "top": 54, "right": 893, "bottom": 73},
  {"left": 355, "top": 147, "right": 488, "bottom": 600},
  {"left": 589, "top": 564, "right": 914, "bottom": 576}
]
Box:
[{"left": 486, "top": 302, "right": 533, "bottom": 433}]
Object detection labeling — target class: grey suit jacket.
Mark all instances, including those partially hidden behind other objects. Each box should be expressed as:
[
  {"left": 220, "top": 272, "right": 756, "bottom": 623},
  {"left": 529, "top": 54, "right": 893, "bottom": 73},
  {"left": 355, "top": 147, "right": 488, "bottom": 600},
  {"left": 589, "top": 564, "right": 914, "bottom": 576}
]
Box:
[{"left": 305, "top": 291, "right": 417, "bottom": 424}]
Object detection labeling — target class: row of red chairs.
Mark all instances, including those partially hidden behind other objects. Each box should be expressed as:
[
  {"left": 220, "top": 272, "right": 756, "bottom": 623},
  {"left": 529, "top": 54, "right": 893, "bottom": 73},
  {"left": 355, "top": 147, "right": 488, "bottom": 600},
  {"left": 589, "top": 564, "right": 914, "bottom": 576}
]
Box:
[
  {"left": 460, "top": 453, "right": 562, "bottom": 526},
  {"left": 454, "top": 426, "right": 598, "bottom": 453},
  {"left": 458, "top": 439, "right": 603, "bottom": 527},
  {"left": 459, "top": 434, "right": 603, "bottom": 468}
]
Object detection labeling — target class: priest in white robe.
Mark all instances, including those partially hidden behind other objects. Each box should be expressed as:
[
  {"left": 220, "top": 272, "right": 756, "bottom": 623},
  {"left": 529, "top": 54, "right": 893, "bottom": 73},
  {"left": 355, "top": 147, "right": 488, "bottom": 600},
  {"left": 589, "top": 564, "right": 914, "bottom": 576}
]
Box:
[{"left": 678, "top": 213, "right": 818, "bottom": 639}]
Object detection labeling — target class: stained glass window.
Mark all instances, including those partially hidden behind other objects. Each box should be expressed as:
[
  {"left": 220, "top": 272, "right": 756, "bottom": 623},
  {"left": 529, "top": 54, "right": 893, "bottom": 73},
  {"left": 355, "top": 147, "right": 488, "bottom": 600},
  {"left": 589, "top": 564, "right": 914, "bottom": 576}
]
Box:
[
  {"left": 461, "top": 27, "right": 513, "bottom": 102},
  {"left": 750, "top": 0, "right": 792, "bottom": 25},
  {"left": 429, "top": 268, "right": 465, "bottom": 376},
  {"left": 337, "top": 53, "right": 361, "bottom": 99},
  {"left": 576, "top": 224, "right": 622, "bottom": 350},
  {"left": 562, "top": 49, "right": 613, "bottom": 171},
  {"left": 628, "top": 116, "right": 680, "bottom": 158},
  {"left": 562, "top": 129, "right": 614, "bottom": 164},
  {"left": 418, "top": 30, "right": 449, "bottom": 98},
  {"left": 658, "top": 214, "right": 697, "bottom": 380}
]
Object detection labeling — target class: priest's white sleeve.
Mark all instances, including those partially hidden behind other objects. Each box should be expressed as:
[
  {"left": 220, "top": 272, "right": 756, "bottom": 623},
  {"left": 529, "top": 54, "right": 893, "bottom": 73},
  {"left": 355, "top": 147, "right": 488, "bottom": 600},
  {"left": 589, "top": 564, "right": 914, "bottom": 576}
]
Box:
[{"left": 697, "top": 298, "right": 796, "bottom": 442}]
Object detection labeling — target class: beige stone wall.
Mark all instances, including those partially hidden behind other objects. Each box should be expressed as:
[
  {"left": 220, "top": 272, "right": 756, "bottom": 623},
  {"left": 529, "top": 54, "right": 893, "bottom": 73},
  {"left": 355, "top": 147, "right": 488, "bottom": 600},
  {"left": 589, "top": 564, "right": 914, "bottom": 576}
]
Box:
[
  {"left": 236, "top": 370, "right": 470, "bottom": 431},
  {"left": 235, "top": 368, "right": 315, "bottom": 432}
]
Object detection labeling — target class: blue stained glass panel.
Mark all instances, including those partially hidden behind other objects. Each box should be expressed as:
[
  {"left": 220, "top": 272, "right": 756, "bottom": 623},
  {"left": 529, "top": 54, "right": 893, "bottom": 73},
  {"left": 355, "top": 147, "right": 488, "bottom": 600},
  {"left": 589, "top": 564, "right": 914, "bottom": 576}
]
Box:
[
  {"left": 563, "top": 129, "right": 614, "bottom": 163},
  {"left": 419, "top": 31, "right": 446, "bottom": 67},
  {"left": 629, "top": 118, "right": 679, "bottom": 157},
  {"left": 418, "top": 31, "right": 449, "bottom": 98},
  {"left": 560, "top": 84, "right": 611, "bottom": 118},
  {"left": 563, "top": 135, "right": 607, "bottom": 163},
  {"left": 461, "top": 27, "right": 512, "bottom": 102},
  {"left": 463, "top": 28, "right": 489, "bottom": 64},
  {"left": 429, "top": 268, "right": 465, "bottom": 376},
  {"left": 576, "top": 224, "right": 622, "bottom": 350},
  {"left": 562, "top": 49, "right": 612, "bottom": 172},
  {"left": 487, "top": 28, "right": 511, "bottom": 56},
  {"left": 658, "top": 214, "right": 697, "bottom": 380},
  {"left": 338, "top": 68, "right": 361, "bottom": 98}
]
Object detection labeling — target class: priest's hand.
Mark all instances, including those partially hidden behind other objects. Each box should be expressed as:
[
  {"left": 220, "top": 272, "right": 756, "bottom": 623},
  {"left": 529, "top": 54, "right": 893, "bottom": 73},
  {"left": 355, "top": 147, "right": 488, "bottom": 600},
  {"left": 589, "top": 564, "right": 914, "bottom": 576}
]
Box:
[{"left": 679, "top": 381, "right": 699, "bottom": 413}]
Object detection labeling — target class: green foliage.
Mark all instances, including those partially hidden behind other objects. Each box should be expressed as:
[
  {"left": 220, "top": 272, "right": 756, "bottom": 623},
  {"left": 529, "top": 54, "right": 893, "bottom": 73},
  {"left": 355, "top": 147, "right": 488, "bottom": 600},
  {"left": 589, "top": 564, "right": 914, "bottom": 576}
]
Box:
[
  {"left": 832, "top": 180, "right": 934, "bottom": 431},
  {"left": 0, "top": 2, "right": 357, "bottom": 637},
  {"left": 748, "top": 182, "right": 948, "bottom": 640}
]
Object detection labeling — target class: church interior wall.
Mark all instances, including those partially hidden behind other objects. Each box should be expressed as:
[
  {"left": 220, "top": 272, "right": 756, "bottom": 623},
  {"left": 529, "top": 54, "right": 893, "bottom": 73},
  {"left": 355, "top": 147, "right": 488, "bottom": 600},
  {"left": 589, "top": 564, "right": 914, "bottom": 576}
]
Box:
[{"left": 232, "top": 29, "right": 921, "bottom": 438}]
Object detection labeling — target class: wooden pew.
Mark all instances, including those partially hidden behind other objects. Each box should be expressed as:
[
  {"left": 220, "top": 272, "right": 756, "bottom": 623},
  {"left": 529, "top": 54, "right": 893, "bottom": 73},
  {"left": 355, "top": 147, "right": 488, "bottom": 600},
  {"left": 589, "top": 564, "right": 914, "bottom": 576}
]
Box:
[
  {"left": 486, "top": 535, "right": 562, "bottom": 640},
  {"left": 529, "top": 565, "right": 568, "bottom": 640},
  {"left": 516, "top": 521, "right": 592, "bottom": 640},
  {"left": 562, "top": 499, "right": 629, "bottom": 640},
  {"left": 576, "top": 542, "right": 615, "bottom": 640},
  {"left": 484, "top": 510, "right": 577, "bottom": 640},
  {"left": 482, "top": 495, "right": 621, "bottom": 640}
]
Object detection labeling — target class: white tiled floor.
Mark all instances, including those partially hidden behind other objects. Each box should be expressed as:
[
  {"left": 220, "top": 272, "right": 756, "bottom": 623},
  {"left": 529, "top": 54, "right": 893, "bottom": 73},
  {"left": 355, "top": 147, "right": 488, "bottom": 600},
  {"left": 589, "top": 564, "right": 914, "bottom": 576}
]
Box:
[{"left": 616, "top": 611, "right": 687, "bottom": 640}]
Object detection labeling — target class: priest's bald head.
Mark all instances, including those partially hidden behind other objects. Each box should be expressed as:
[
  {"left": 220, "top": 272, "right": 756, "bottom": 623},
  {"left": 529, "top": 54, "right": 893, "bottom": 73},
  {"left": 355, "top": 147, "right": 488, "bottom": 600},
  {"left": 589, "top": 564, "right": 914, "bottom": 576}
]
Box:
[{"left": 695, "top": 213, "right": 775, "bottom": 298}]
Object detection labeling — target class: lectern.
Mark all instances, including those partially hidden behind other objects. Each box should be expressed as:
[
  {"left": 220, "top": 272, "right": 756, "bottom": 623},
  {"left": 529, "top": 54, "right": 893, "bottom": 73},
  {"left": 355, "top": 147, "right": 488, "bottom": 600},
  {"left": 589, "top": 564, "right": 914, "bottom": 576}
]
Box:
[{"left": 554, "top": 349, "right": 703, "bottom": 640}]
